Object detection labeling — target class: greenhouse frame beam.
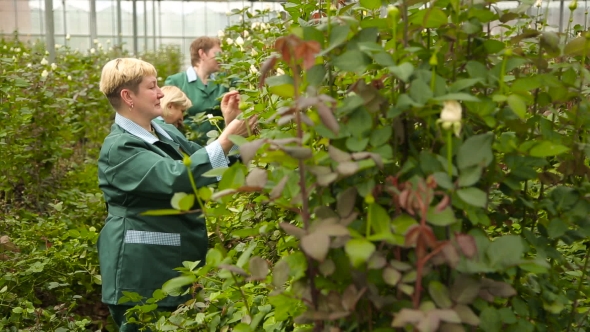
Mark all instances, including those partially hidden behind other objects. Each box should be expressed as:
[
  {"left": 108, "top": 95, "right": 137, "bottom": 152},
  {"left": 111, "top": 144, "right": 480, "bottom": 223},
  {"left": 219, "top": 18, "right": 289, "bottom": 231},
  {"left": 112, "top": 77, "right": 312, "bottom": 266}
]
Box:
[
  {"left": 117, "top": 0, "right": 122, "bottom": 45},
  {"left": 143, "top": 0, "right": 148, "bottom": 51},
  {"left": 44, "top": 0, "right": 55, "bottom": 62},
  {"left": 90, "top": 0, "right": 97, "bottom": 45},
  {"left": 13, "top": 0, "right": 18, "bottom": 30},
  {"left": 132, "top": 0, "right": 138, "bottom": 54}
]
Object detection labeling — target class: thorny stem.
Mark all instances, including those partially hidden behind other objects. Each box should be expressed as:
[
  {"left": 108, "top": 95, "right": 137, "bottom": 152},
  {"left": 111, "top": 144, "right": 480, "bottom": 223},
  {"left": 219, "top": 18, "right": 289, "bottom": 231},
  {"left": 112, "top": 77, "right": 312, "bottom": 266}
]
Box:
[{"left": 288, "top": 44, "right": 320, "bottom": 328}]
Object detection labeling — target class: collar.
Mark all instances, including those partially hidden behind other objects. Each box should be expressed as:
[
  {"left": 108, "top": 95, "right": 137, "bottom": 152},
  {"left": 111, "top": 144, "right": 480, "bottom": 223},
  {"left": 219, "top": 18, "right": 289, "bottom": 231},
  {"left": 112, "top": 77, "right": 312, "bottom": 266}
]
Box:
[
  {"left": 186, "top": 66, "right": 216, "bottom": 84},
  {"left": 115, "top": 113, "right": 173, "bottom": 144}
]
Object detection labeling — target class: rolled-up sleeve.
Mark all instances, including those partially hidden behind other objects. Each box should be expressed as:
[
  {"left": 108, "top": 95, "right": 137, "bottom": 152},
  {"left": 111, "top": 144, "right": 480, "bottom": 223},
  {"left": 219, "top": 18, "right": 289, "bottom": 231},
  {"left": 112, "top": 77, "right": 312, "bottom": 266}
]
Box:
[{"left": 205, "top": 141, "right": 230, "bottom": 180}]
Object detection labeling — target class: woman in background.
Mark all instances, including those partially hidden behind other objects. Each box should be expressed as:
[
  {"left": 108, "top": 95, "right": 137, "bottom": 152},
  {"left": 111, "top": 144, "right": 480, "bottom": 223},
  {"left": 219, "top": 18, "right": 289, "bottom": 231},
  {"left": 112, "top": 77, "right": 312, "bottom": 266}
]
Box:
[
  {"left": 165, "top": 36, "right": 236, "bottom": 144},
  {"left": 158, "top": 85, "right": 192, "bottom": 130}
]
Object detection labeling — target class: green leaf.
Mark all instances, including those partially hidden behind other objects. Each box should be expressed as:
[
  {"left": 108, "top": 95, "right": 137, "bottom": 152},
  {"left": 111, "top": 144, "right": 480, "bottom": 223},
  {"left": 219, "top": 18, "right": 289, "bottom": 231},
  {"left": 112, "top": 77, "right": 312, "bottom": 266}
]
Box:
[
  {"left": 382, "top": 267, "right": 402, "bottom": 286},
  {"left": 424, "top": 8, "right": 448, "bottom": 28},
  {"left": 487, "top": 235, "right": 524, "bottom": 268},
  {"left": 162, "top": 275, "right": 197, "bottom": 296},
  {"left": 456, "top": 132, "right": 494, "bottom": 170},
  {"left": 236, "top": 241, "right": 257, "bottom": 268},
  {"left": 429, "top": 281, "right": 452, "bottom": 309},
  {"left": 433, "top": 93, "right": 480, "bottom": 102},
  {"left": 426, "top": 206, "right": 457, "bottom": 226},
  {"left": 307, "top": 64, "right": 326, "bottom": 87},
  {"left": 529, "top": 141, "right": 570, "bottom": 157},
  {"left": 449, "top": 78, "right": 483, "bottom": 92},
  {"left": 266, "top": 75, "right": 295, "bottom": 98},
  {"left": 360, "top": 0, "right": 381, "bottom": 10},
  {"left": 456, "top": 187, "right": 487, "bottom": 208},
  {"left": 479, "top": 307, "right": 501, "bottom": 332},
  {"left": 170, "top": 193, "right": 195, "bottom": 211},
  {"left": 368, "top": 203, "right": 391, "bottom": 235},
  {"left": 345, "top": 238, "right": 376, "bottom": 268},
  {"left": 388, "top": 62, "right": 414, "bottom": 82},
  {"left": 233, "top": 323, "right": 253, "bottom": 332},
  {"left": 324, "top": 24, "right": 351, "bottom": 54},
  {"left": 409, "top": 79, "right": 433, "bottom": 104},
  {"left": 333, "top": 50, "right": 371, "bottom": 72},
  {"left": 507, "top": 94, "right": 527, "bottom": 119},
  {"left": 458, "top": 165, "right": 482, "bottom": 187},
  {"left": 547, "top": 218, "right": 568, "bottom": 239},
  {"left": 141, "top": 209, "right": 183, "bottom": 216},
  {"left": 564, "top": 36, "right": 590, "bottom": 56}
]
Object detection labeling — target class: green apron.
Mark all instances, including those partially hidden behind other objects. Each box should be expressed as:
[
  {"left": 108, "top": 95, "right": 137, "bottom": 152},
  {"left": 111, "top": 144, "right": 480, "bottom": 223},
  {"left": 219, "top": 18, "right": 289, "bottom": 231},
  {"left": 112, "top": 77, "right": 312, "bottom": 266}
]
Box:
[
  {"left": 164, "top": 69, "right": 229, "bottom": 145},
  {"left": 97, "top": 121, "right": 216, "bottom": 307}
]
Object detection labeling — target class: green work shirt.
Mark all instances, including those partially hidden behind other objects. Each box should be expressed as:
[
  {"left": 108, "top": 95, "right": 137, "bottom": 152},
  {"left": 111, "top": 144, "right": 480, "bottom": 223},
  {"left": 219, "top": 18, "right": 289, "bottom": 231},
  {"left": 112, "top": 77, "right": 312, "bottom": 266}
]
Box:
[
  {"left": 164, "top": 67, "right": 229, "bottom": 145},
  {"left": 97, "top": 114, "right": 229, "bottom": 307}
]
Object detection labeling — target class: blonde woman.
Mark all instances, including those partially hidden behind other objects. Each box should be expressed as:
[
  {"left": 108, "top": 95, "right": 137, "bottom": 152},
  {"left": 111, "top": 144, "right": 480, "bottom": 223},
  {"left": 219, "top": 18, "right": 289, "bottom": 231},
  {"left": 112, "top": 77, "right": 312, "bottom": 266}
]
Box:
[
  {"left": 97, "top": 58, "right": 256, "bottom": 331},
  {"left": 159, "top": 85, "right": 192, "bottom": 129}
]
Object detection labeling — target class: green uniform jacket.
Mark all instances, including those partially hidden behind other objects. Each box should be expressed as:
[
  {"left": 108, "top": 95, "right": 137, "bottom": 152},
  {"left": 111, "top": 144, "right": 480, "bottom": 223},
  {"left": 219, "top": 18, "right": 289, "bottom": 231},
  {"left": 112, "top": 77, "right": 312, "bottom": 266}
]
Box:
[
  {"left": 164, "top": 68, "right": 229, "bottom": 145},
  {"left": 97, "top": 116, "right": 218, "bottom": 307}
]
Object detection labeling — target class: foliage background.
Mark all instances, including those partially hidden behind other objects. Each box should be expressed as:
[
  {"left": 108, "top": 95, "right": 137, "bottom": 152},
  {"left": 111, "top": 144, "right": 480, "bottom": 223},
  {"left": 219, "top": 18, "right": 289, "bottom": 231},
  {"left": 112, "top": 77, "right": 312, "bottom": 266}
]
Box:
[{"left": 4, "top": 0, "right": 590, "bottom": 331}]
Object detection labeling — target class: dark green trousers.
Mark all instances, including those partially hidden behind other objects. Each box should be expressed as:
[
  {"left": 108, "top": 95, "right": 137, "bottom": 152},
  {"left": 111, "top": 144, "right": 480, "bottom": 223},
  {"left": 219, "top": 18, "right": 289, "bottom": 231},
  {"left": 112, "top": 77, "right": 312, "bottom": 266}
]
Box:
[{"left": 108, "top": 305, "right": 174, "bottom": 332}]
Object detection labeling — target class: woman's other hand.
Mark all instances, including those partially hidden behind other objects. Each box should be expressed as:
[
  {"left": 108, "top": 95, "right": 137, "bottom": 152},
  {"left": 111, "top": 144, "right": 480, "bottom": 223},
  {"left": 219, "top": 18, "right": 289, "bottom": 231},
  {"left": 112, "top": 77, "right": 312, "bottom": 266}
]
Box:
[{"left": 220, "top": 91, "right": 241, "bottom": 125}]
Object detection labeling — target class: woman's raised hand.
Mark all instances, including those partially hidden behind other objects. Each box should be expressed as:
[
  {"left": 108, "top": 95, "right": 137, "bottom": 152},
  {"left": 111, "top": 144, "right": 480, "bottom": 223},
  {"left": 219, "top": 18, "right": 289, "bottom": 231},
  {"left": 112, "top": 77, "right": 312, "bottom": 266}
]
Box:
[{"left": 220, "top": 90, "right": 241, "bottom": 125}]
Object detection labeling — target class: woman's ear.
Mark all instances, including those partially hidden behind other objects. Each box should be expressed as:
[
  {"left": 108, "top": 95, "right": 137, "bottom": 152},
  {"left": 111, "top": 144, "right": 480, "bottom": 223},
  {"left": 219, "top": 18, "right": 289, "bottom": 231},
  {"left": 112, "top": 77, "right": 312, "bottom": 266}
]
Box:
[{"left": 120, "top": 89, "right": 134, "bottom": 108}]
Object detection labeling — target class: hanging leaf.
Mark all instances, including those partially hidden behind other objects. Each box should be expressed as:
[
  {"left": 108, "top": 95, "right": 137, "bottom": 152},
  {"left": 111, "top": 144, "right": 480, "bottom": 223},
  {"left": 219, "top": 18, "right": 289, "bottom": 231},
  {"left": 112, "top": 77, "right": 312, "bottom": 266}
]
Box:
[
  {"left": 456, "top": 187, "right": 487, "bottom": 208},
  {"left": 456, "top": 133, "right": 494, "bottom": 170},
  {"left": 529, "top": 141, "right": 570, "bottom": 157},
  {"left": 248, "top": 256, "right": 269, "bottom": 281},
  {"left": 428, "top": 281, "right": 453, "bottom": 309},
  {"left": 170, "top": 193, "right": 195, "bottom": 211},
  {"left": 280, "top": 222, "right": 306, "bottom": 238},
  {"left": 382, "top": 267, "right": 402, "bottom": 286},
  {"left": 301, "top": 232, "right": 331, "bottom": 262},
  {"left": 240, "top": 139, "right": 265, "bottom": 164},
  {"left": 337, "top": 187, "right": 357, "bottom": 218},
  {"left": 506, "top": 94, "right": 527, "bottom": 119},
  {"left": 245, "top": 168, "right": 268, "bottom": 189},
  {"left": 337, "top": 161, "right": 360, "bottom": 176},
  {"left": 316, "top": 102, "right": 339, "bottom": 134}
]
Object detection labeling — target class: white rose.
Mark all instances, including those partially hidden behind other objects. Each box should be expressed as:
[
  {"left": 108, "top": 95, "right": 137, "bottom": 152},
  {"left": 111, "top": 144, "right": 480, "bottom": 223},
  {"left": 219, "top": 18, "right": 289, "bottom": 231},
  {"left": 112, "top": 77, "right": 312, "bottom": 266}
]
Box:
[
  {"left": 207, "top": 114, "right": 214, "bottom": 119},
  {"left": 235, "top": 36, "right": 244, "bottom": 46},
  {"left": 264, "top": 29, "right": 269, "bottom": 34},
  {"left": 440, "top": 100, "right": 462, "bottom": 123},
  {"left": 51, "top": 63, "right": 57, "bottom": 70},
  {"left": 243, "top": 30, "right": 249, "bottom": 37},
  {"left": 40, "top": 57, "right": 49, "bottom": 65},
  {"left": 277, "top": 68, "right": 285, "bottom": 75},
  {"left": 27, "top": 63, "right": 32, "bottom": 67},
  {"left": 438, "top": 100, "right": 462, "bottom": 136},
  {"left": 55, "top": 44, "right": 61, "bottom": 49},
  {"left": 218, "top": 30, "right": 225, "bottom": 38},
  {"left": 90, "top": 48, "right": 96, "bottom": 54},
  {"left": 251, "top": 49, "right": 258, "bottom": 57},
  {"left": 41, "top": 70, "right": 49, "bottom": 78},
  {"left": 226, "top": 37, "right": 234, "bottom": 45},
  {"left": 66, "top": 34, "right": 70, "bottom": 40},
  {"left": 15, "top": 48, "right": 20, "bottom": 52},
  {"left": 250, "top": 64, "right": 258, "bottom": 74},
  {"left": 67, "top": 75, "right": 72, "bottom": 80},
  {"left": 535, "top": 0, "right": 542, "bottom": 7},
  {"left": 93, "top": 39, "right": 99, "bottom": 44}
]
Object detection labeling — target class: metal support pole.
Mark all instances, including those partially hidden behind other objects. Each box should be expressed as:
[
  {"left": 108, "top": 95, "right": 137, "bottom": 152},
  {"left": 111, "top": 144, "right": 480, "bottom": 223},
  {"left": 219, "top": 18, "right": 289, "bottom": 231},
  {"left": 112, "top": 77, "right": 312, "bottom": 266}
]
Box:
[
  {"left": 152, "top": 0, "right": 156, "bottom": 50},
  {"left": 133, "top": 0, "right": 138, "bottom": 54},
  {"left": 44, "top": 0, "right": 56, "bottom": 62},
  {"left": 13, "top": 0, "right": 18, "bottom": 32},
  {"left": 90, "top": 0, "right": 97, "bottom": 45},
  {"left": 62, "top": 0, "right": 67, "bottom": 42},
  {"left": 559, "top": 0, "right": 565, "bottom": 33},
  {"left": 143, "top": 0, "right": 148, "bottom": 52},
  {"left": 158, "top": 0, "right": 162, "bottom": 47},
  {"left": 117, "top": 0, "right": 122, "bottom": 45}
]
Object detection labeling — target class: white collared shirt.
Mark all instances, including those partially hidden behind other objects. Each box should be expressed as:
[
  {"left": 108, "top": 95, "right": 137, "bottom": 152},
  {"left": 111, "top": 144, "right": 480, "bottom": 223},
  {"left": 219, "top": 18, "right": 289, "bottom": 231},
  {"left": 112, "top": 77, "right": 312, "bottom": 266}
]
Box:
[{"left": 115, "top": 113, "right": 229, "bottom": 179}]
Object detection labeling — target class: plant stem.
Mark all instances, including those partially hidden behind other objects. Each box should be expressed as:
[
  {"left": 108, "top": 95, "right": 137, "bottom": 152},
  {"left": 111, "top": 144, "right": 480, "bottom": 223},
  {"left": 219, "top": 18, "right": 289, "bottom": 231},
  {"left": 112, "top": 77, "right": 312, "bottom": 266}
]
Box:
[
  {"left": 566, "top": 244, "right": 590, "bottom": 332},
  {"left": 230, "top": 272, "right": 251, "bottom": 314},
  {"left": 446, "top": 130, "right": 453, "bottom": 178}
]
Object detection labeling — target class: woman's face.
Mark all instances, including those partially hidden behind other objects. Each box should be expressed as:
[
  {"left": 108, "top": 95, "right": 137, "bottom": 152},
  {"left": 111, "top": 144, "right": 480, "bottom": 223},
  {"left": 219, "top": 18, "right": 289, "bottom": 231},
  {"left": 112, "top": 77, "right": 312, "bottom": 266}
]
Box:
[
  {"left": 164, "top": 103, "right": 185, "bottom": 128},
  {"left": 130, "top": 76, "right": 164, "bottom": 119}
]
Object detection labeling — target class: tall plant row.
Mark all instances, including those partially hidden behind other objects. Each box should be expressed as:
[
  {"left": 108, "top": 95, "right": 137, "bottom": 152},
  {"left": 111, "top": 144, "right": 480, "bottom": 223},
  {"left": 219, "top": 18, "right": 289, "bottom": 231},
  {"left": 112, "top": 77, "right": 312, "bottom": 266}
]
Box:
[{"left": 138, "top": 0, "right": 590, "bottom": 331}]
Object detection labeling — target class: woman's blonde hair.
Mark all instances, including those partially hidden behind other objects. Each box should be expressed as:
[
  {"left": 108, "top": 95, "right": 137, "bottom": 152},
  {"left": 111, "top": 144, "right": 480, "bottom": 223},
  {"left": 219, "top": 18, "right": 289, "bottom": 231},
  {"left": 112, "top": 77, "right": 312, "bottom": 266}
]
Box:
[
  {"left": 99, "top": 58, "right": 157, "bottom": 109},
  {"left": 160, "top": 86, "right": 192, "bottom": 117}
]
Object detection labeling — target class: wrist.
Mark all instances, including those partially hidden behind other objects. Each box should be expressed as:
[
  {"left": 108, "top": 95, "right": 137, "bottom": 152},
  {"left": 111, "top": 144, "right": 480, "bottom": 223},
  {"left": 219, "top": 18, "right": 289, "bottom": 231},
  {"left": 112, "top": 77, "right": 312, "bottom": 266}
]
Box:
[{"left": 217, "top": 133, "right": 233, "bottom": 155}]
